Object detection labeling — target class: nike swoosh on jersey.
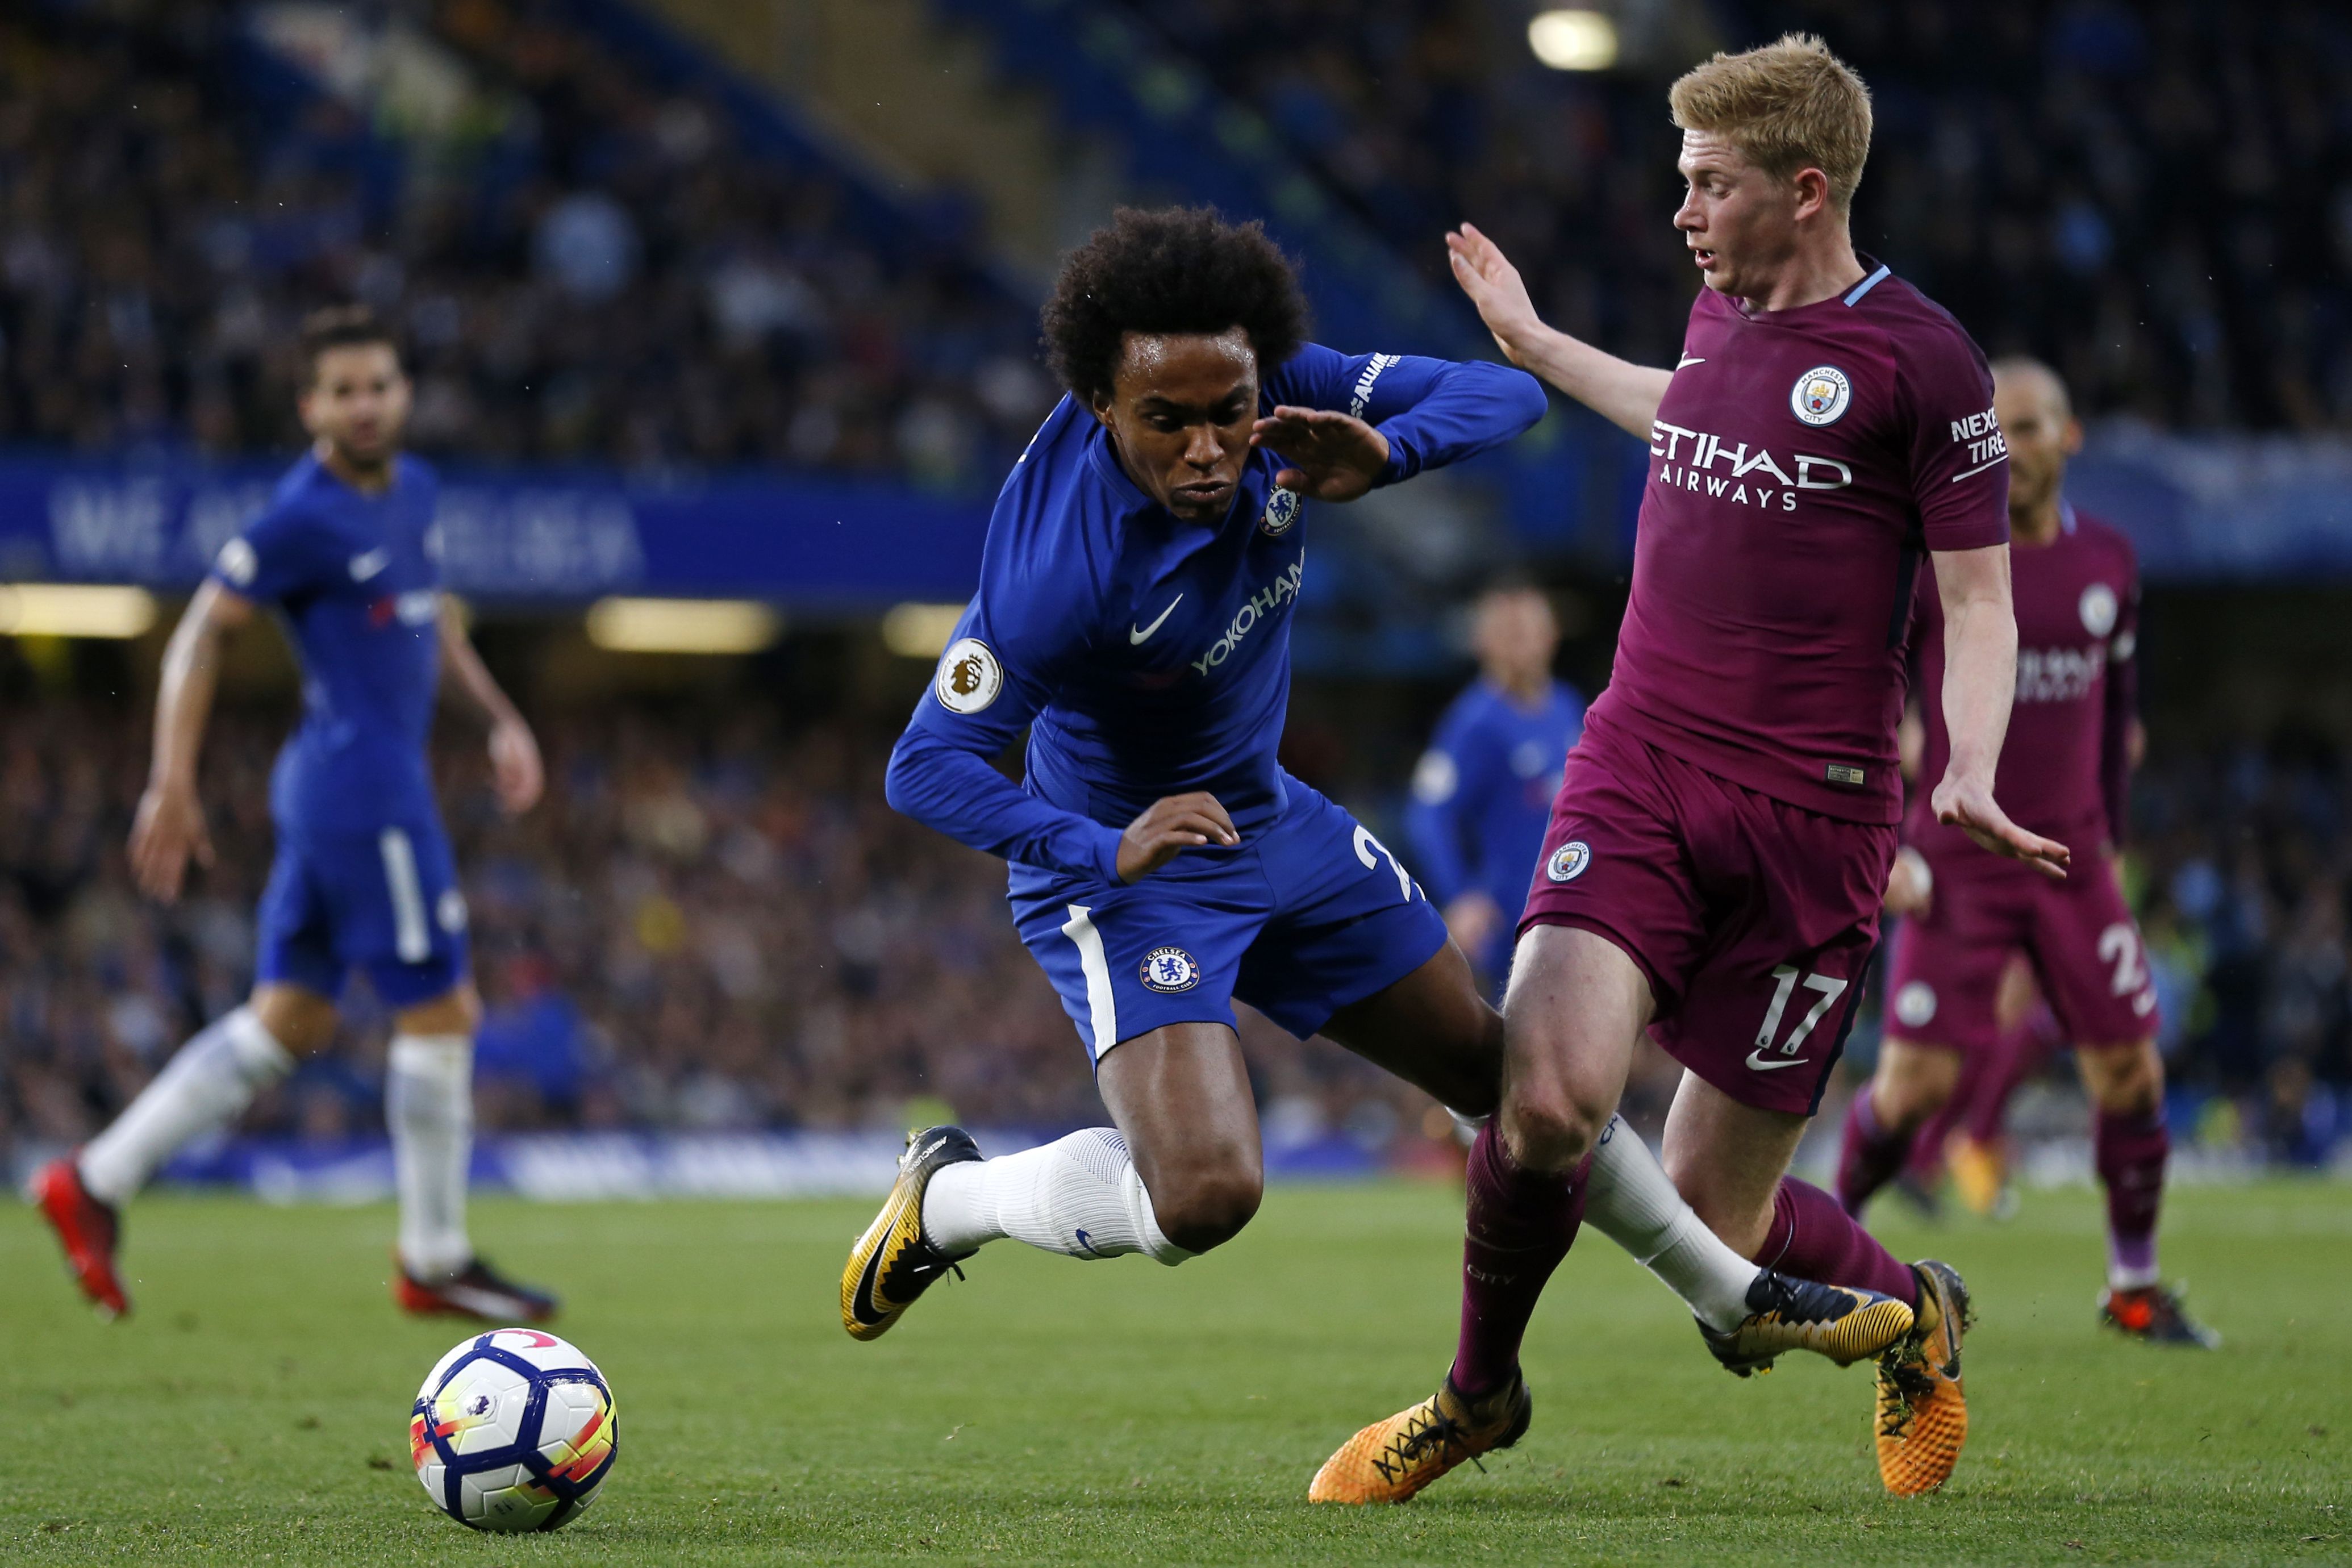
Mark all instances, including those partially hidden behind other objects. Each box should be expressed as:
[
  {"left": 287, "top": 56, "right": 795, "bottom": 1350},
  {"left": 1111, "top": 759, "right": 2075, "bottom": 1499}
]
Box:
[
  {"left": 349, "top": 548, "right": 390, "bottom": 581},
  {"left": 1745, "top": 1049, "right": 1808, "bottom": 1071},
  {"left": 1676, "top": 356, "right": 1707, "bottom": 369},
  {"left": 1129, "top": 595, "right": 1183, "bottom": 645}
]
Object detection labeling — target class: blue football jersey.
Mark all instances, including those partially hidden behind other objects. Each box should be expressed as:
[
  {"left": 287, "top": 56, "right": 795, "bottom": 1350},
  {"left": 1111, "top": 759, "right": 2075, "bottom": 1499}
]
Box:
[
  {"left": 1406, "top": 677, "right": 1587, "bottom": 923},
  {"left": 887, "top": 343, "right": 1546, "bottom": 879},
  {"left": 210, "top": 452, "right": 444, "bottom": 837}
]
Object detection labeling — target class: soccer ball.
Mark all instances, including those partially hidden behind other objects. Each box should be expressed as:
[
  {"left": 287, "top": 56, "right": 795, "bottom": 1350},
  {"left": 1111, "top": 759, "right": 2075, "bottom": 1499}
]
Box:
[{"left": 409, "top": 1328, "right": 618, "bottom": 1532}]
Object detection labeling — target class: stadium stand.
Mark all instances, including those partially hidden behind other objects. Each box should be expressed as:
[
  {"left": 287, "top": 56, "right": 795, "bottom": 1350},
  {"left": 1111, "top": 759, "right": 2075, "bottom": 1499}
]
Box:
[
  {"left": 1100, "top": 0, "right": 2352, "bottom": 431},
  {"left": 0, "top": 0, "right": 1053, "bottom": 482}
]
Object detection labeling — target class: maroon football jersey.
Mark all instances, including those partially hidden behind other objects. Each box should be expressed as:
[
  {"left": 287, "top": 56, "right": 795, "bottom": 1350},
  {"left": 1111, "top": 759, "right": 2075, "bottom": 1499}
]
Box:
[
  {"left": 1908, "top": 505, "right": 2140, "bottom": 856},
  {"left": 1592, "top": 262, "right": 2011, "bottom": 825}
]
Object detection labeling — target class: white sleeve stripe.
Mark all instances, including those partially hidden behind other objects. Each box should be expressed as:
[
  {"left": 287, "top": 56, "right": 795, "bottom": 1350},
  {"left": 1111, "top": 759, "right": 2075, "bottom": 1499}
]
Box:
[{"left": 1950, "top": 454, "right": 2009, "bottom": 482}]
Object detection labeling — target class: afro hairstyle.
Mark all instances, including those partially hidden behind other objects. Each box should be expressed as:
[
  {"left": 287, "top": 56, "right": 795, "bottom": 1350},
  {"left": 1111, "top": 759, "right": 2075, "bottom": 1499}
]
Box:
[{"left": 1041, "top": 206, "right": 1310, "bottom": 405}]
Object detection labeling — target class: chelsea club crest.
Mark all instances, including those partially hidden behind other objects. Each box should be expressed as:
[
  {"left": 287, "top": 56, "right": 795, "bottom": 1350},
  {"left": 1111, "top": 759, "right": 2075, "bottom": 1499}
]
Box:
[
  {"left": 1140, "top": 946, "right": 1202, "bottom": 992},
  {"left": 1259, "top": 488, "right": 1300, "bottom": 537}
]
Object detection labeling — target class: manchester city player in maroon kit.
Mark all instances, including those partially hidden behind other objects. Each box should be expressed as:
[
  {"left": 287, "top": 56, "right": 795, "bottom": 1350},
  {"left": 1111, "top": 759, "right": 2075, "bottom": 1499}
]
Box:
[
  {"left": 1837, "top": 358, "right": 2218, "bottom": 1349},
  {"left": 1323, "top": 36, "right": 2067, "bottom": 1501}
]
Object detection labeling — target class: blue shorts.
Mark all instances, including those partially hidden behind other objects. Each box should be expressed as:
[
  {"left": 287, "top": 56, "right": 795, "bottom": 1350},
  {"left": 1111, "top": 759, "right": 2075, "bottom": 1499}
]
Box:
[
  {"left": 256, "top": 816, "right": 469, "bottom": 1008},
  {"left": 1010, "top": 783, "right": 1450, "bottom": 1062}
]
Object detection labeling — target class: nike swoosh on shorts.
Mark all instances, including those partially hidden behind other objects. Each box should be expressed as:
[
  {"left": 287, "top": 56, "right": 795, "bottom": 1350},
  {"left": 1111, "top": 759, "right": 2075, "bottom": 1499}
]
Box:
[{"left": 1745, "top": 1049, "right": 1807, "bottom": 1071}]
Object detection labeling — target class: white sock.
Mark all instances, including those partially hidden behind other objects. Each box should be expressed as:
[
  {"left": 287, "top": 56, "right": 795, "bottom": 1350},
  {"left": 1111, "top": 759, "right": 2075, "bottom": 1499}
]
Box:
[
  {"left": 78, "top": 1007, "right": 293, "bottom": 1207},
  {"left": 920, "top": 1128, "right": 1192, "bottom": 1265},
  {"left": 1582, "top": 1115, "right": 1761, "bottom": 1332},
  {"left": 388, "top": 1034, "right": 474, "bottom": 1281}
]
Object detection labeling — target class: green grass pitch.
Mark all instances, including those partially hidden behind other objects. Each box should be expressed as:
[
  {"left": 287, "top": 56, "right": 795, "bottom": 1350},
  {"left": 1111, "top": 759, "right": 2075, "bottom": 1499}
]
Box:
[{"left": 3, "top": 1177, "right": 2345, "bottom": 1565}]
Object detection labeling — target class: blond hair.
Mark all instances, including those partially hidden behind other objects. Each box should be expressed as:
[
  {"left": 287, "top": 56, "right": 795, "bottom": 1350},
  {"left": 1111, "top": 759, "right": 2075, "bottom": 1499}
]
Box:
[{"left": 1669, "top": 34, "right": 1873, "bottom": 213}]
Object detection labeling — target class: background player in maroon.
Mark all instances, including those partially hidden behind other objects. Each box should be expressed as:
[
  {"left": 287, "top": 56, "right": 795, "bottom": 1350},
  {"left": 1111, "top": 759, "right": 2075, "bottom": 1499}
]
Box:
[
  {"left": 1328, "top": 35, "right": 2069, "bottom": 1502},
  {"left": 1836, "top": 358, "right": 2217, "bottom": 1347}
]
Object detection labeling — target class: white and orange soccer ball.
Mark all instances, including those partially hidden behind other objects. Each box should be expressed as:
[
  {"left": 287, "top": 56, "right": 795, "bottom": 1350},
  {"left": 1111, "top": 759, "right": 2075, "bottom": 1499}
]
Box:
[{"left": 410, "top": 1328, "right": 618, "bottom": 1532}]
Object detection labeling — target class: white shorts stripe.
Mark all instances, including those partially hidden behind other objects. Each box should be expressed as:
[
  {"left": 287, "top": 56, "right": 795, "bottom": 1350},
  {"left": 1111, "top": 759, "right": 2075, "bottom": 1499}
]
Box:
[
  {"left": 378, "top": 828, "right": 431, "bottom": 963},
  {"left": 1060, "top": 903, "right": 1117, "bottom": 1056}
]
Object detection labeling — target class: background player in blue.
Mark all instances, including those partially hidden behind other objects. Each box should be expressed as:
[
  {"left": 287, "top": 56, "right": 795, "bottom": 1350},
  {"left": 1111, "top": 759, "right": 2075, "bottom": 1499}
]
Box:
[
  {"left": 33, "top": 307, "right": 557, "bottom": 1324},
  {"left": 840, "top": 211, "right": 1914, "bottom": 1418},
  {"left": 1406, "top": 579, "right": 1586, "bottom": 993}
]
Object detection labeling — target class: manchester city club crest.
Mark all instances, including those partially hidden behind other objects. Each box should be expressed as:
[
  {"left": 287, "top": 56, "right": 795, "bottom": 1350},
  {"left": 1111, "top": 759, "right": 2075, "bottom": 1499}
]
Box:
[
  {"left": 1894, "top": 981, "right": 1938, "bottom": 1028},
  {"left": 1790, "top": 365, "right": 1853, "bottom": 426},
  {"left": 2079, "top": 582, "right": 2119, "bottom": 637},
  {"left": 1139, "top": 946, "right": 1202, "bottom": 993},
  {"left": 1259, "top": 487, "right": 1300, "bottom": 537},
  {"left": 1546, "top": 841, "right": 1591, "bottom": 882}
]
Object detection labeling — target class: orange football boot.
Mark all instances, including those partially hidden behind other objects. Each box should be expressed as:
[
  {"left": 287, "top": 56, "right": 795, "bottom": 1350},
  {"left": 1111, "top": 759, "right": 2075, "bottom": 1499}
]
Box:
[
  {"left": 1308, "top": 1374, "right": 1529, "bottom": 1504},
  {"left": 1875, "top": 1258, "right": 1972, "bottom": 1496}
]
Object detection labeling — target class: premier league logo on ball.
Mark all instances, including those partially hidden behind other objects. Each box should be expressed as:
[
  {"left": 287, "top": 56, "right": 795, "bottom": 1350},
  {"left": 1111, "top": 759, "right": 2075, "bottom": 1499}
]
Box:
[
  {"left": 1140, "top": 946, "right": 1202, "bottom": 992},
  {"left": 1790, "top": 365, "right": 1852, "bottom": 426}
]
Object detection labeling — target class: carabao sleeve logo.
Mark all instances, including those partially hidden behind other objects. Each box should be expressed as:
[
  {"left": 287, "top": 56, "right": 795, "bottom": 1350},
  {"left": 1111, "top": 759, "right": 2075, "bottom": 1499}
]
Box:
[{"left": 934, "top": 637, "right": 1003, "bottom": 714}]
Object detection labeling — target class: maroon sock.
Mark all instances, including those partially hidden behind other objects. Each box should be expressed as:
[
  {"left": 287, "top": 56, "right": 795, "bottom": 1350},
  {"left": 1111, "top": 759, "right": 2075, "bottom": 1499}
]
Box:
[
  {"left": 1759, "top": 1178, "right": 1920, "bottom": 1306},
  {"left": 1834, "top": 1087, "right": 1912, "bottom": 1216},
  {"left": 2094, "top": 1104, "right": 2168, "bottom": 1283},
  {"left": 1904, "top": 1091, "right": 1961, "bottom": 1183},
  {"left": 1449, "top": 1121, "right": 1589, "bottom": 1399},
  {"left": 1964, "top": 1005, "right": 2062, "bottom": 1145}
]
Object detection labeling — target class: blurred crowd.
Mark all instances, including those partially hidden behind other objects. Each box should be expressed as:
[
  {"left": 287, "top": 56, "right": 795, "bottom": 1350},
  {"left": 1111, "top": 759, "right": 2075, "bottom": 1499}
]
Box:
[
  {"left": 1135, "top": 0, "right": 2352, "bottom": 432},
  {"left": 0, "top": 0, "right": 1051, "bottom": 482},
  {"left": 0, "top": 685, "right": 1419, "bottom": 1164},
  {"left": 1, "top": 677, "right": 2346, "bottom": 1168}
]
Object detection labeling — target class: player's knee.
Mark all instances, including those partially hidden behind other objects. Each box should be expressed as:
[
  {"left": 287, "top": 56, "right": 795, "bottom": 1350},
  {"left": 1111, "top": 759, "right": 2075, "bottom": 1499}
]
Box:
[
  {"left": 1499, "top": 1084, "right": 1607, "bottom": 1174},
  {"left": 1150, "top": 1160, "right": 1262, "bottom": 1254},
  {"left": 2081, "top": 1040, "right": 2162, "bottom": 1115},
  {"left": 1875, "top": 1041, "right": 1961, "bottom": 1127}
]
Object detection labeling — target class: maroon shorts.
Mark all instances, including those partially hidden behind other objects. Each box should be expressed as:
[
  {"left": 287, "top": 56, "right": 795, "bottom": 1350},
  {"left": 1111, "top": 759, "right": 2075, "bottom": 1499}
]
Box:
[
  {"left": 1520, "top": 713, "right": 1896, "bottom": 1116},
  {"left": 1885, "top": 851, "right": 2159, "bottom": 1054}
]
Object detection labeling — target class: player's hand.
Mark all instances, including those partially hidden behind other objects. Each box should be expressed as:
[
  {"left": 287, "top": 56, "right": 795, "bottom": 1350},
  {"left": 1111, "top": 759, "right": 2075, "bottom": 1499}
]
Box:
[
  {"left": 128, "top": 778, "right": 214, "bottom": 903},
  {"left": 1252, "top": 407, "right": 1390, "bottom": 502},
  {"left": 1883, "top": 846, "right": 1934, "bottom": 917},
  {"left": 489, "top": 716, "right": 544, "bottom": 816},
  {"left": 1117, "top": 792, "right": 1238, "bottom": 883},
  {"left": 1443, "top": 891, "right": 1504, "bottom": 957},
  {"left": 1932, "top": 770, "right": 2070, "bottom": 880},
  {"left": 1445, "top": 223, "right": 1542, "bottom": 366}
]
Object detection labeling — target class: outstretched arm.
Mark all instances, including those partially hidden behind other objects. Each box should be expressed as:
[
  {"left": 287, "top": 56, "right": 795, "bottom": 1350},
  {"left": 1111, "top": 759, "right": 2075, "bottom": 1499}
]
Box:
[
  {"left": 1255, "top": 341, "right": 1546, "bottom": 501},
  {"left": 1928, "top": 544, "right": 2070, "bottom": 878},
  {"left": 1446, "top": 223, "right": 1671, "bottom": 440},
  {"left": 437, "top": 599, "right": 542, "bottom": 815},
  {"left": 130, "top": 579, "right": 256, "bottom": 902}
]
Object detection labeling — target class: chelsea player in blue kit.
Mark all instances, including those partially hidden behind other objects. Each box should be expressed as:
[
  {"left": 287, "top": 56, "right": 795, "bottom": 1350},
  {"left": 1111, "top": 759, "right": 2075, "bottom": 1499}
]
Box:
[
  {"left": 839, "top": 214, "right": 1911, "bottom": 1465},
  {"left": 1406, "top": 580, "right": 1585, "bottom": 994},
  {"left": 34, "top": 308, "right": 556, "bottom": 1324}
]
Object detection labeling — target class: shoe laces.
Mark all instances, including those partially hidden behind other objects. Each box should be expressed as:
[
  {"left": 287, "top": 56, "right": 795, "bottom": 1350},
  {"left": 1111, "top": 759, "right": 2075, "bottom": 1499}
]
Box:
[{"left": 1377, "top": 1403, "right": 1484, "bottom": 1483}]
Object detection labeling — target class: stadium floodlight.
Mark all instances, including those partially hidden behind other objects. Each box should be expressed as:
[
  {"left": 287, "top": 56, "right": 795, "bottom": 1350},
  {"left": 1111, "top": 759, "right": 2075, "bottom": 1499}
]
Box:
[
  {"left": 0, "top": 583, "right": 159, "bottom": 639},
  {"left": 881, "top": 602, "right": 967, "bottom": 660},
  {"left": 583, "top": 597, "right": 781, "bottom": 654},
  {"left": 1527, "top": 9, "right": 1617, "bottom": 71}
]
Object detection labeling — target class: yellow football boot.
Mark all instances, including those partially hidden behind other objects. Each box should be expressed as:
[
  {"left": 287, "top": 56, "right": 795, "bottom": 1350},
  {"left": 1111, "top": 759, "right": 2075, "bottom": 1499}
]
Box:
[
  {"left": 840, "top": 1126, "right": 979, "bottom": 1341},
  {"left": 1307, "top": 1375, "right": 1530, "bottom": 1504},
  {"left": 1875, "top": 1258, "right": 1972, "bottom": 1496},
  {"left": 1947, "top": 1135, "right": 2009, "bottom": 1220},
  {"left": 1700, "top": 1271, "right": 1915, "bottom": 1376}
]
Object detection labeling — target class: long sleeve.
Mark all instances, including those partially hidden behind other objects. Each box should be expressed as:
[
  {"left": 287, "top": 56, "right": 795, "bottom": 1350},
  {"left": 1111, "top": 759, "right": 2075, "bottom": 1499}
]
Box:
[
  {"left": 1264, "top": 345, "right": 1547, "bottom": 485},
  {"left": 1404, "top": 698, "right": 1485, "bottom": 904},
  {"left": 886, "top": 727, "right": 1125, "bottom": 881},
  {"left": 2099, "top": 566, "right": 2141, "bottom": 847}
]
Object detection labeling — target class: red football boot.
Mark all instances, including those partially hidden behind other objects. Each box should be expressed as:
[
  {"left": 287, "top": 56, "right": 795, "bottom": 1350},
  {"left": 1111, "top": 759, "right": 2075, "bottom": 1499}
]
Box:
[
  {"left": 31, "top": 1156, "right": 130, "bottom": 1319},
  {"left": 394, "top": 1256, "right": 559, "bottom": 1323}
]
